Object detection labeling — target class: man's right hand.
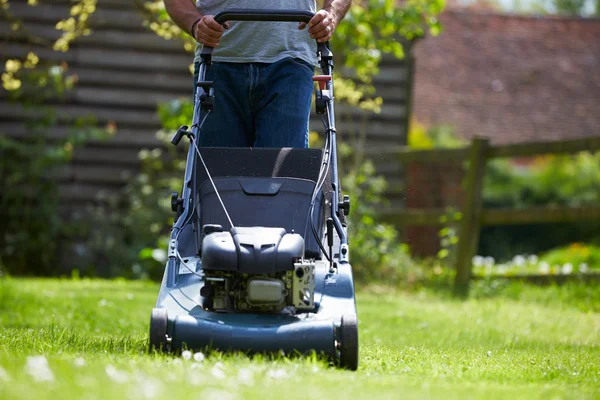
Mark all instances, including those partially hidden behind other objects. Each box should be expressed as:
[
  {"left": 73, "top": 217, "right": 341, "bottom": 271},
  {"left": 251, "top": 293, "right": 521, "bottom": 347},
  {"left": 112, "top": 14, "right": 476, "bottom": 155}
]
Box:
[{"left": 193, "top": 15, "right": 230, "bottom": 47}]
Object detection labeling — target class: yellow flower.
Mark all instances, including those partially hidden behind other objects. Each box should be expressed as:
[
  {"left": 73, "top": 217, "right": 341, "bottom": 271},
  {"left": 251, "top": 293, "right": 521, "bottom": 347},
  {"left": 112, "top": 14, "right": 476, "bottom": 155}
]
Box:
[
  {"left": 24, "top": 52, "right": 39, "bottom": 69},
  {"left": 4, "top": 59, "right": 21, "bottom": 73},
  {"left": 2, "top": 73, "right": 22, "bottom": 91}
]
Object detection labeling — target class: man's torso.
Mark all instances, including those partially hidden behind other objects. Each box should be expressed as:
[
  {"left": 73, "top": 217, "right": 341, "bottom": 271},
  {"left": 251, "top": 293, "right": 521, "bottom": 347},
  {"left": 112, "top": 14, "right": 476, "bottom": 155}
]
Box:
[{"left": 194, "top": 0, "right": 317, "bottom": 65}]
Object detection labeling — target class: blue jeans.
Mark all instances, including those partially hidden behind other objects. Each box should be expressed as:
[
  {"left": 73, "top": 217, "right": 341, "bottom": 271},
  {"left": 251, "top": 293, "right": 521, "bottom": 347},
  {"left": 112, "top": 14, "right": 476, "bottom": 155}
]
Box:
[{"left": 193, "top": 57, "right": 314, "bottom": 148}]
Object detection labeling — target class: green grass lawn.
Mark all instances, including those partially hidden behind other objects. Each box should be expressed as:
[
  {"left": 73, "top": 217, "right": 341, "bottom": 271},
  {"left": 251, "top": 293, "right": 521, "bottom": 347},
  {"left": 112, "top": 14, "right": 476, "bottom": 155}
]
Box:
[{"left": 0, "top": 277, "right": 598, "bottom": 399}]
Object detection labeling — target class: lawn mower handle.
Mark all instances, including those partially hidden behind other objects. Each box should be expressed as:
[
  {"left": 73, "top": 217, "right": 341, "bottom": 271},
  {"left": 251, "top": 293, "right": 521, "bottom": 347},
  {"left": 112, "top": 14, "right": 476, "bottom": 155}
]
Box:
[
  {"left": 200, "top": 9, "right": 332, "bottom": 61},
  {"left": 213, "top": 9, "right": 315, "bottom": 25}
]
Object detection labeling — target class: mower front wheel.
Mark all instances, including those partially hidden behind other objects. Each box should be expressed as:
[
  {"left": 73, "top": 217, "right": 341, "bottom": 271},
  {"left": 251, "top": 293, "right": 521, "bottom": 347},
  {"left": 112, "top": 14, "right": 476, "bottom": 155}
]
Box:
[
  {"left": 339, "top": 314, "right": 359, "bottom": 371},
  {"left": 149, "top": 308, "right": 168, "bottom": 353}
]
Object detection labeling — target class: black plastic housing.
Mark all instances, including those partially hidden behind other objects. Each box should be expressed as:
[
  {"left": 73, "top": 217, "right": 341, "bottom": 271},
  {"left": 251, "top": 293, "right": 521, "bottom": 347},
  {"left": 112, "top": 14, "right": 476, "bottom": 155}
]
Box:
[
  {"left": 202, "top": 227, "right": 304, "bottom": 274},
  {"left": 198, "top": 177, "right": 324, "bottom": 259}
]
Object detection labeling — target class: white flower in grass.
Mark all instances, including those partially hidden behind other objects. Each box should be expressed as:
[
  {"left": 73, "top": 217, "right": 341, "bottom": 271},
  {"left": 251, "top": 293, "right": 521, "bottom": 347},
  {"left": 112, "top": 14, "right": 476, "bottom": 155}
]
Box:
[
  {"left": 562, "top": 263, "right": 573, "bottom": 275},
  {"left": 494, "top": 264, "right": 508, "bottom": 275},
  {"left": 539, "top": 262, "right": 550, "bottom": 274},
  {"left": 513, "top": 255, "right": 526, "bottom": 267},
  {"left": 484, "top": 256, "right": 495, "bottom": 267},
  {"left": 237, "top": 368, "right": 254, "bottom": 386},
  {"left": 187, "top": 369, "right": 203, "bottom": 384},
  {"left": 527, "top": 255, "right": 538, "bottom": 265},
  {"left": 25, "top": 356, "right": 54, "bottom": 383},
  {"left": 133, "top": 373, "right": 164, "bottom": 400},
  {"left": 73, "top": 357, "right": 86, "bottom": 367},
  {"left": 193, "top": 352, "right": 205, "bottom": 362},
  {"left": 105, "top": 364, "right": 129, "bottom": 384},
  {"left": 472, "top": 255, "right": 484, "bottom": 267},
  {"left": 487, "top": 351, "right": 492, "bottom": 357},
  {"left": 579, "top": 263, "right": 589, "bottom": 274},
  {"left": 98, "top": 299, "right": 108, "bottom": 307},
  {"left": 267, "top": 368, "right": 288, "bottom": 379},
  {"left": 0, "top": 366, "right": 10, "bottom": 382},
  {"left": 211, "top": 362, "right": 226, "bottom": 379},
  {"left": 181, "top": 350, "right": 192, "bottom": 360}
]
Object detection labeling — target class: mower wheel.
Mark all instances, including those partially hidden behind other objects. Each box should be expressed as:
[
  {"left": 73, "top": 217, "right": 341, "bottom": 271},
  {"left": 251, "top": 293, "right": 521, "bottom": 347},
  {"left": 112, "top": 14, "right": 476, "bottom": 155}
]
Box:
[
  {"left": 339, "top": 314, "right": 359, "bottom": 371},
  {"left": 149, "top": 308, "right": 168, "bottom": 353}
]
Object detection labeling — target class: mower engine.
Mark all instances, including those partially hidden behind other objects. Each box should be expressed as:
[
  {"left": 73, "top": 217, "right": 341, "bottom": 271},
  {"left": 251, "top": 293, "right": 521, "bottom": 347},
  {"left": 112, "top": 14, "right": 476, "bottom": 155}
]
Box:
[{"left": 200, "top": 226, "right": 316, "bottom": 313}]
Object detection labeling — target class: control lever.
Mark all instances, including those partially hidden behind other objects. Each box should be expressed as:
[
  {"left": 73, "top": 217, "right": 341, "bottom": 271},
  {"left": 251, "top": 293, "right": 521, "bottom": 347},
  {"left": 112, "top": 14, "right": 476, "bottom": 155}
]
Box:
[
  {"left": 171, "top": 125, "right": 190, "bottom": 146},
  {"left": 327, "top": 218, "right": 334, "bottom": 272}
]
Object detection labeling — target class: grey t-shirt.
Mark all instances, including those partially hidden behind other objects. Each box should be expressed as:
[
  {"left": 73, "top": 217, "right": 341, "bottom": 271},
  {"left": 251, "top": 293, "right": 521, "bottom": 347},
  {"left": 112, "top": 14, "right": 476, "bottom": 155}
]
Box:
[{"left": 193, "top": 0, "right": 317, "bottom": 65}]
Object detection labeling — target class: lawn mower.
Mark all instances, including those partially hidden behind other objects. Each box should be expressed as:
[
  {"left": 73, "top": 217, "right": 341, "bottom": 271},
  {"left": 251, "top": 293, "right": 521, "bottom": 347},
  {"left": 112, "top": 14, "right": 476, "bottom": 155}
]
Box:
[{"left": 149, "top": 9, "right": 359, "bottom": 370}]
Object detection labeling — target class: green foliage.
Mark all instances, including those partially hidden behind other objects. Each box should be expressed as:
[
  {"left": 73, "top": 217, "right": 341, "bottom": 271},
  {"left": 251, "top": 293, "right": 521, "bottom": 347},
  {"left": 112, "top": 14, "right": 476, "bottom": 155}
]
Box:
[
  {"left": 340, "top": 157, "right": 417, "bottom": 282},
  {"left": 1, "top": 0, "right": 96, "bottom": 52},
  {"left": 530, "top": 0, "right": 599, "bottom": 16},
  {"left": 0, "top": 2, "right": 109, "bottom": 276},
  {"left": 407, "top": 120, "right": 467, "bottom": 149},
  {"left": 436, "top": 208, "right": 462, "bottom": 262},
  {"left": 485, "top": 152, "right": 600, "bottom": 208},
  {"left": 69, "top": 141, "right": 178, "bottom": 280},
  {"left": 0, "top": 62, "right": 110, "bottom": 276},
  {"left": 479, "top": 152, "right": 600, "bottom": 261},
  {"left": 74, "top": 100, "right": 191, "bottom": 279},
  {"left": 333, "top": 0, "right": 444, "bottom": 82},
  {"left": 539, "top": 243, "right": 600, "bottom": 270},
  {"left": 66, "top": 166, "right": 172, "bottom": 280},
  {"left": 468, "top": 0, "right": 599, "bottom": 17}
]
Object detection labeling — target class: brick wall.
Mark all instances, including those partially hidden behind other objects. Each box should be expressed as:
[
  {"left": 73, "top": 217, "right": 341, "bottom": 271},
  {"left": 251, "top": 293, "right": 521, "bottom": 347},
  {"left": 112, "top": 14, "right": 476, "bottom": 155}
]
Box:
[{"left": 404, "top": 161, "right": 465, "bottom": 257}]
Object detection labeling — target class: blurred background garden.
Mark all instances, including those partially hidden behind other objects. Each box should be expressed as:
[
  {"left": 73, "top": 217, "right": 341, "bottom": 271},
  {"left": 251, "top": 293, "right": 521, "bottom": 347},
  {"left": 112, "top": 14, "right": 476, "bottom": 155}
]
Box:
[{"left": 1, "top": 0, "right": 599, "bottom": 293}]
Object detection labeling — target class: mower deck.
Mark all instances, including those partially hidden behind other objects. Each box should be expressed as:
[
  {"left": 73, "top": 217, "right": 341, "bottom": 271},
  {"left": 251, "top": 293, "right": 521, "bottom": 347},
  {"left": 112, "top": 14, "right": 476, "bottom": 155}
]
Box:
[{"left": 153, "top": 253, "right": 357, "bottom": 365}]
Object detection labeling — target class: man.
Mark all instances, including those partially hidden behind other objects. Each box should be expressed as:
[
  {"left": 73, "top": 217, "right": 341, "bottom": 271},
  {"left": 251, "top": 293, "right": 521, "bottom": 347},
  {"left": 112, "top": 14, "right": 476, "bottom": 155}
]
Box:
[{"left": 163, "top": 0, "right": 351, "bottom": 148}]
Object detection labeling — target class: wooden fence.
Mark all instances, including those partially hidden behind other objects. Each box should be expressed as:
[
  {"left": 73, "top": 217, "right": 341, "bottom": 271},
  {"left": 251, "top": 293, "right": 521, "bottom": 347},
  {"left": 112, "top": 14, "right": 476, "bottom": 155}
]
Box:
[{"left": 366, "top": 135, "right": 600, "bottom": 296}]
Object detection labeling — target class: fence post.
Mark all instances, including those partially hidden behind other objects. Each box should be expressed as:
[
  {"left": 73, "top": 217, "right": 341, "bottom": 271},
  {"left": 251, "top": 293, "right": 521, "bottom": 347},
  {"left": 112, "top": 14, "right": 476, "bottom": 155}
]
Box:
[{"left": 453, "top": 136, "right": 489, "bottom": 298}]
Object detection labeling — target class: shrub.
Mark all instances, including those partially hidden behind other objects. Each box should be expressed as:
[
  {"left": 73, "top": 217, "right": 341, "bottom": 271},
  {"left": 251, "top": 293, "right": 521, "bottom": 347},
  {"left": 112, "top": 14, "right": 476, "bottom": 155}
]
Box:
[
  {"left": 341, "top": 158, "right": 417, "bottom": 282},
  {"left": 539, "top": 243, "right": 600, "bottom": 270},
  {"left": 479, "top": 153, "right": 600, "bottom": 261},
  {"left": 0, "top": 62, "right": 110, "bottom": 276}
]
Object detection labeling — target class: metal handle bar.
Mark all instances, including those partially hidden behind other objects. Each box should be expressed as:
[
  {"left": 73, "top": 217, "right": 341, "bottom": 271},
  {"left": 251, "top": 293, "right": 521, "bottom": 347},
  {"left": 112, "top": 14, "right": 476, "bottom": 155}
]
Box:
[
  {"left": 200, "top": 9, "right": 332, "bottom": 61},
  {"left": 213, "top": 9, "right": 315, "bottom": 25}
]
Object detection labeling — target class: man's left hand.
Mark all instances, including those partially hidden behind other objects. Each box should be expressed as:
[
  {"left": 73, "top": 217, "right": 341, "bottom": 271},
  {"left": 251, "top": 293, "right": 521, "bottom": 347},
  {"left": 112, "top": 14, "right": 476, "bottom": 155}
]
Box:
[{"left": 299, "top": 10, "right": 336, "bottom": 43}]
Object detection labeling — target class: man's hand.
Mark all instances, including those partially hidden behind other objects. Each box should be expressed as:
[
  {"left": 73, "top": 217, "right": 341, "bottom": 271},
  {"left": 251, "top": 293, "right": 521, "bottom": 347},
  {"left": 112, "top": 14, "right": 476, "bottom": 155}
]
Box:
[
  {"left": 298, "top": 10, "right": 336, "bottom": 43},
  {"left": 194, "top": 15, "right": 230, "bottom": 47}
]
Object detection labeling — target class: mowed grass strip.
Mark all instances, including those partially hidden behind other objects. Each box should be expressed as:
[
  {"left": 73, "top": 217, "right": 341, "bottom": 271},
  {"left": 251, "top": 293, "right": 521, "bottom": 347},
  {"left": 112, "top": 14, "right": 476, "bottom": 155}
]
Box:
[{"left": 0, "top": 277, "right": 598, "bottom": 400}]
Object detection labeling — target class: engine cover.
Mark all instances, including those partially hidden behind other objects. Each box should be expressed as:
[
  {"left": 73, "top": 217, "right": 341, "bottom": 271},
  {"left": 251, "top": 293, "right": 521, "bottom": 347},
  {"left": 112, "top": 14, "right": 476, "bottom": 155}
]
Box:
[{"left": 202, "top": 227, "right": 304, "bottom": 274}]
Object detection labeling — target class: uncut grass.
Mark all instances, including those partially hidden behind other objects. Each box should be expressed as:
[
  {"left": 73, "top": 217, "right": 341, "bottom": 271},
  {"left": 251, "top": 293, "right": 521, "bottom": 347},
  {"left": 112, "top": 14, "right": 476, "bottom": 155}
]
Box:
[{"left": 0, "top": 278, "right": 599, "bottom": 400}]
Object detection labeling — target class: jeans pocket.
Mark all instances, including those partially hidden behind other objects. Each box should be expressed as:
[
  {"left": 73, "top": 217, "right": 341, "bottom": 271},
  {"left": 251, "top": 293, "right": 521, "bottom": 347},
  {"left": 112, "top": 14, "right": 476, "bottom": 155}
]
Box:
[{"left": 286, "top": 57, "right": 315, "bottom": 74}]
